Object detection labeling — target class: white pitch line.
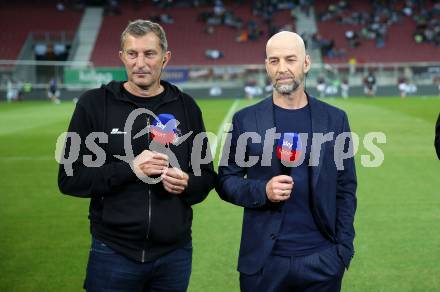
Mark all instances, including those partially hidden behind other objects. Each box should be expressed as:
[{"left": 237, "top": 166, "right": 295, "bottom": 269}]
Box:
[{"left": 210, "top": 99, "right": 240, "bottom": 159}]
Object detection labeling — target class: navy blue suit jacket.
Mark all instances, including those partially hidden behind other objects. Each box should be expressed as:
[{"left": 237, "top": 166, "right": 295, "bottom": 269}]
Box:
[{"left": 217, "top": 96, "right": 357, "bottom": 275}]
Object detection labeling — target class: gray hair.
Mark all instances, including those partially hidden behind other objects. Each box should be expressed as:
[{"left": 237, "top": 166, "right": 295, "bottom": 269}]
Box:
[{"left": 120, "top": 19, "right": 168, "bottom": 53}]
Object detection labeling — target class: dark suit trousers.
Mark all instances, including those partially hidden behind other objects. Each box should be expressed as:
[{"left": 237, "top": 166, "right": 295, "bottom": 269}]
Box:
[{"left": 240, "top": 245, "right": 345, "bottom": 292}]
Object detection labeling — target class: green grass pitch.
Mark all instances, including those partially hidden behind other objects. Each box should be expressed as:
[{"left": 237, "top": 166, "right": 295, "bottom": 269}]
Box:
[{"left": 0, "top": 96, "right": 439, "bottom": 291}]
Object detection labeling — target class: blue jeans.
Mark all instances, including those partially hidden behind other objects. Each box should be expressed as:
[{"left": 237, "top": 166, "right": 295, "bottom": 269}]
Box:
[{"left": 84, "top": 238, "right": 192, "bottom": 292}]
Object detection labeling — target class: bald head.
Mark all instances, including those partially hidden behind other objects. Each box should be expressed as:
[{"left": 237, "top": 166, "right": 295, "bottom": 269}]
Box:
[
  {"left": 266, "top": 31, "right": 306, "bottom": 60},
  {"left": 264, "top": 31, "right": 311, "bottom": 96}
]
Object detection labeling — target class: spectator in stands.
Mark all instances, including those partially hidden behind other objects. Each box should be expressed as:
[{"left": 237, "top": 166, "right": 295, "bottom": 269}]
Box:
[
  {"left": 72, "top": 0, "right": 86, "bottom": 10},
  {"left": 48, "top": 78, "right": 61, "bottom": 104},
  {"left": 318, "top": 0, "right": 440, "bottom": 53},
  {"left": 224, "top": 11, "right": 243, "bottom": 29},
  {"left": 58, "top": 20, "right": 215, "bottom": 292},
  {"left": 403, "top": 5, "right": 413, "bottom": 17},
  {"left": 160, "top": 13, "right": 174, "bottom": 24},
  {"left": 205, "top": 49, "right": 224, "bottom": 60},
  {"left": 151, "top": 13, "right": 175, "bottom": 25},
  {"left": 268, "top": 23, "right": 279, "bottom": 38},
  {"left": 152, "top": 0, "right": 175, "bottom": 9},
  {"left": 204, "top": 25, "right": 215, "bottom": 35},
  {"left": 54, "top": 43, "right": 68, "bottom": 61},
  {"left": 34, "top": 43, "right": 48, "bottom": 61},
  {"left": 414, "top": 31, "right": 424, "bottom": 44},
  {"left": 280, "top": 23, "right": 294, "bottom": 33},
  {"left": 345, "top": 30, "right": 360, "bottom": 48},
  {"left": 310, "top": 33, "right": 322, "bottom": 49},
  {"left": 414, "top": 13, "right": 440, "bottom": 47},
  {"left": 318, "top": 1, "right": 350, "bottom": 22},
  {"left": 236, "top": 30, "right": 249, "bottom": 42},
  {"left": 198, "top": 0, "right": 270, "bottom": 42},
  {"left": 363, "top": 71, "right": 377, "bottom": 97},
  {"left": 56, "top": 1, "right": 65, "bottom": 11},
  {"left": 299, "top": 0, "right": 313, "bottom": 16},
  {"left": 213, "top": 0, "right": 225, "bottom": 17},
  {"left": 320, "top": 38, "right": 336, "bottom": 57},
  {"left": 104, "top": 0, "right": 121, "bottom": 16},
  {"left": 246, "top": 20, "right": 262, "bottom": 40}
]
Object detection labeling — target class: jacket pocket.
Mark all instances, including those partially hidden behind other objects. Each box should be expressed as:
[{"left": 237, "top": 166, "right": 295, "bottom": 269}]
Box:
[
  {"left": 318, "top": 245, "right": 346, "bottom": 277},
  {"left": 336, "top": 243, "right": 354, "bottom": 269},
  {"left": 149, "top": 191, "right": 192, "bottom": 244},
  {"left": 101, "top": 188, "right": 147, "bottom": 231}
]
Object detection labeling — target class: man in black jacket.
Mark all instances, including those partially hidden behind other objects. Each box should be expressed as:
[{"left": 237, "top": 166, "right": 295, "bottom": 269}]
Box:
[{"left": 58, "top": 20, "right": 216, "bottom": 291}]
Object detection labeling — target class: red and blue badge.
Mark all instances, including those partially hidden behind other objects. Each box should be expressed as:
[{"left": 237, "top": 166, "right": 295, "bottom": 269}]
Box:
[
  {"left": 150, "top": 114, "right": 177, "bottom": 145},
  {"left": 276, "top": 132, "right": 302, "bottom": 162}
]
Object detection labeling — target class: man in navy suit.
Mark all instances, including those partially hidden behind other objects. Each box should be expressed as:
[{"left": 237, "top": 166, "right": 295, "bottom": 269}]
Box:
[{"left": 217, "top": 31, "right": 357, "bottom": 292}]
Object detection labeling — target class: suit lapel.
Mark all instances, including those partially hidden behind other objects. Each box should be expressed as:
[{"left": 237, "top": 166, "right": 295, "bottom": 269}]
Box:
[
  {"left": 309, "top": 96, "right": 328, "bottom": 189},
  {"left": 256, "top": 97, "right": 275, "bottom": 138},
  {"left": 256, "top": 97, "right": 282, "bottom": 174}
]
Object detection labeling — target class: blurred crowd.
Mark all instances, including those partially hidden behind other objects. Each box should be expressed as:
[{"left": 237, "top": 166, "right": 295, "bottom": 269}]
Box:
[{"left": 316, "top": 0, "right": 440, "bottom": 57}]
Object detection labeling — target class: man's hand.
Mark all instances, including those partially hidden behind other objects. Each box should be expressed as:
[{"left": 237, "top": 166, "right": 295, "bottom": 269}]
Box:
[
  {"left": 162, "top": 167, "right": 189, "bottom": 195},
  {"left": 266, "top": 175, "right": 294, "bottom": 203},
  {"left": 133, "top": 150, "right": 169, "bottom": 179}
]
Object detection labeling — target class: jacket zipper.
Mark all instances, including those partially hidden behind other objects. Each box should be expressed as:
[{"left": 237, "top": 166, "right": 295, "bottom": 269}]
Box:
[
  {"left": 141, "top": 101, "right": 182, "bottom": 262},
  {"left": 142, "top": 116, "right": 152, "bottom": 263},
  {"left": 142, "top": 189, "right": 152, "bottom": 262}
]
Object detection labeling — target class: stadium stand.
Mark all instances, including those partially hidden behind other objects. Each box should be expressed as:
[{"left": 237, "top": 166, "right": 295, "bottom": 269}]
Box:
[
  {"left": 91, "top": 0, "right": 294, "bottom": 66},
  {"left": 1, "top": 1, "right": 439, "bottom": 99},
  {"left": 0, "top": 1, "right": 82, "bottom": 60},
  {"left": 0, "top": 0, "right": 438, "bottom": 65},
  {"left": 315, "top": 0, "right": 440, "bottom": 64}
]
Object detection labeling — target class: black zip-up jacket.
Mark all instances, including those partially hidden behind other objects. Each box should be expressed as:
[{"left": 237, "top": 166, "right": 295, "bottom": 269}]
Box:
[{"left": 58, "top": 80, "right": 216, "bottom": 262}]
